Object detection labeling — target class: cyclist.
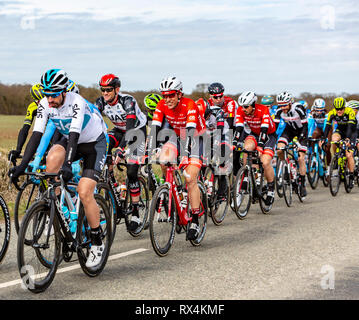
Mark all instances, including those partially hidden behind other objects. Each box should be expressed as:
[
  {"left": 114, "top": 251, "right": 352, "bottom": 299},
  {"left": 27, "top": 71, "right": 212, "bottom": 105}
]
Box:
[
  {"left": 261, "top": 95, "right": 277, "bottom": 117},
  {"left": 233, "top": 91, "right": 277, "bottom": 205},
  {"left": 150, "top": 76, "right": 206, "bottom": 240},
  {"left": 95, "top": 73, "right": 147, "bottom": 231},
  {"left": 9, "top": 68, "right": 108, "bottom": 268},
  {"left": 274, "top": 91, "right": 308, "bottom": 197},
  {"left": 67, "top": 79, "right": 80, "bottom": 94},
  {"left": 144, "top": 93, "right": 163, "bottom": 123},
  {"left": 207, "top": 82, "right": 237, "bottom": 131},
  {"left": 324, "top": 97, "right": 357, "bottom": 188},
  {"left": 8, "top": 84, "right": 44, "bottom": 165}
]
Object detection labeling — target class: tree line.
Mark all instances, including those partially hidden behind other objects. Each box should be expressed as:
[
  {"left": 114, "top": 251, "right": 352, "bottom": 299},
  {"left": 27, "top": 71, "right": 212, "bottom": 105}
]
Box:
[{"left": 0, "top": 83, "right": 358, "bottom": 115}]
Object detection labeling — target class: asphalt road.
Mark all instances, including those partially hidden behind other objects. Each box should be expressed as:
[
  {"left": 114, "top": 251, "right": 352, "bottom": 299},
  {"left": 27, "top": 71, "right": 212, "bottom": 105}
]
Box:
[{"left": 1, "top": 183, "right": 359, "bottom": 300}]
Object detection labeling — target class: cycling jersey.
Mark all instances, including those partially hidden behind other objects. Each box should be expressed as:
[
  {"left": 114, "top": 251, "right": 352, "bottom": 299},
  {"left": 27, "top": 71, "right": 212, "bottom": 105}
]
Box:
[
  {"left": 208, "top": 96, "right": 237, "bottom": 129},
  {"left": 95, "top": 93, "right": 147, "bottom": 131},
  {"left": 34, "top": 92, "right": 107, "bottom": 144},
  {"left": 24, "top": 102, "right": 38, "bottom": 126},
  {"left": 324, "top": 107, "right": 356, "bottom": 140},
  {"left": 152, "top": 97, "right": 206, "bottom": 140},
  {"left": 196, "top": 98, "right": 228, "bottom": 134},
  {"left": 308, "top": 110, "right": 327, "bottom": 137},
  {"left": 235, "top": 104, "right": 276, "bottom": 136},
  {"left": 273, "top": 104, "right": 308, "bottom": 132}
]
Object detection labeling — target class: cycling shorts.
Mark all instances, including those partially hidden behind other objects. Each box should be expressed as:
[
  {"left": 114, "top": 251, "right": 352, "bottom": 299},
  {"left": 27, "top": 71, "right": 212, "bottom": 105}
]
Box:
[{"left": 278, "top": 126, "right": 307, "bottom": 153}]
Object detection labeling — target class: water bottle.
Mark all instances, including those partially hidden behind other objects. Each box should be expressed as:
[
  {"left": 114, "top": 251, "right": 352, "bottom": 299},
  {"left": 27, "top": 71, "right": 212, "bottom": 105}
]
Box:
[
  {"left": 290, "top": 160, "right": 297, "bottom": 180},
  {"left": 69, "top": 212, "right": 78, "bottom": 234},
  {"left": 62, "top": 204, "right": 71, "bottom": 223},
  {"left": 120, "top": 184, "right": 127, "bottom": 200},
  {"left": 180, "top": 191, "right": 188, "bottom": 209}
]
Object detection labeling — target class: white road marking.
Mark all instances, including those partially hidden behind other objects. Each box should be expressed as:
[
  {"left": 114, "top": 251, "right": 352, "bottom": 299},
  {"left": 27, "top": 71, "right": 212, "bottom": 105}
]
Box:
[{"left": 0, "top": 248, "right": 148, "bottom": 289}]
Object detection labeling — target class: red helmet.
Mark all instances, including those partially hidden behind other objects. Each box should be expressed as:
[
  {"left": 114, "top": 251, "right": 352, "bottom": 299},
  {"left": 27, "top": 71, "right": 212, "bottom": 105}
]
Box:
[{"left": 99, "top": 74, "right": 121, "bottom": 88}]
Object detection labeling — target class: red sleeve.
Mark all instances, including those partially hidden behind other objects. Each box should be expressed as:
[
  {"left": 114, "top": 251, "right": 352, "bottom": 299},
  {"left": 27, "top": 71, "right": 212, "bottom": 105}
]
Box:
[{"left": 152, "top": 100, "right": 165, "bottom": 127}]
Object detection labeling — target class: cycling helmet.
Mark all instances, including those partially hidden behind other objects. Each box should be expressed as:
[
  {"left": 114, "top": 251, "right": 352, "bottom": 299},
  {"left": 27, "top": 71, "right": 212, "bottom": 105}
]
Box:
[
  {"left": 333, "top": 97, "right": 346, "bottom": 109},
  {"left": 298, "top": 100, "right": 308, "bottom": 109},
  {"left": 41, "top": 69, "right": 69, "bottom": 94},
  {"left": 208, "top": 82, "right": 225, "bottom": 95},
  {"left": 276, "top": 91, "right": 293, "bottom": 106},
  {"left": 159, "top": 76, "right": 183, "bottom": 94},
  {"left": 347, "top": 100, "right": 359, "bottom": 110},
  {"left": 30, "top": 83, "right": 44, "bottom": 101},
  {"left": 67, "top": 79, "right": 80, "bottom": 94},
  {"left": 238, "top": 91, "right": 257, "bottom": 107},
  {"left": 261, "top": 95, "right": 274, "bottom": 106},
  {"left": 99, "top": 74, "right": 121, "bottom": 88},
  {"left": 312, "top": 98, "right": 326, "bottom": 110},
  {"left": 144, "top": 93, "right": 162, "bottom": 111}
]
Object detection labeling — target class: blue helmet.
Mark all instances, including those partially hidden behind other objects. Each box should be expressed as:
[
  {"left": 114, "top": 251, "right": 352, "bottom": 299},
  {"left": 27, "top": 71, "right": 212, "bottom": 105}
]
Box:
[
  {"left": 67, "top": 79, "right": 80, "bottom": 94},
  {"left": 41, "top": 69, "right": 69, "bottom": 94},
  {"left": 261, "top": 95, "right": 274, "bottom": 106},
  {"left": 298, "top": 100, "right": 308, "bottom": 109}
]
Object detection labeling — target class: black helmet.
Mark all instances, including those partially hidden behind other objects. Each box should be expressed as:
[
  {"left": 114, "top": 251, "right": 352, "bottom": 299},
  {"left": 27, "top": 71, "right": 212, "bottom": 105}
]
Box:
[{"left": 208, "top": 82, "right": 225, "bottom": 95}]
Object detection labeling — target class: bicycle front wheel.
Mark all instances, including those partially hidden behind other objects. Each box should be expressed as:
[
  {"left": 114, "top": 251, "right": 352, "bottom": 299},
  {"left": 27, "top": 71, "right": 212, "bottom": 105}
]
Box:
[
  {"left": 307, "top": 153, "right": 319, "bottom": 189},
  {"left": 149, "top": 184, "right": 176, "bottom": 257},
  {"left": 282, "top": 161, "right": 293, "bottom": 207},
  {"left": 0, "top": 196, "right": 11, "bottom": 264},
  {"left": 329, "top": 155, "right": 340, "bottom": 196},
  {"left": 233, "top": 166, "right": 252, "bottom": 219},
  {"left": 17, "top": 200, "right": 61, "bottom": 293}
]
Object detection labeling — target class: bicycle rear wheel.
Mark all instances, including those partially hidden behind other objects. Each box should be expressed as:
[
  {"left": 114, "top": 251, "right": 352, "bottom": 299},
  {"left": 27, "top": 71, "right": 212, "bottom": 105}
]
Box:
[
  {"left": 0, "top": 196, "right": 11, "bottom": 264},
  {"left": 189, "top": 181, "right": 208, "bottom": 246},
  {"left": 149, "top": 184, "right": 176, "bottom": 257},
  {"left": 329, "top": 155, "right": 340, "bottom": 196},
  {"left": 77, "top": 194, "right": 112, "bottom": 277},
  {"left": 233, "top": 166, "right": 252, "bottom": 219},
  {"left": 17, "top": 200, "right": 61, "bottom": 293}
]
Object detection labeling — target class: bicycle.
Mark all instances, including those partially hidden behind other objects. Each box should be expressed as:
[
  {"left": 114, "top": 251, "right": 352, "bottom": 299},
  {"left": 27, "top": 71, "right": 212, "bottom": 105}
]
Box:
[
  {"left": 16, "top": 171, "right": 111, "bottom": 293},
  {"left": 201, "top": 162, "right": 230, "bottom": 226},
  {"left": 233, "top": 149, "right": 274, "bottom": 218},
  {"left": 328, "top": 140, "right": 353, "bottom": 196},
  {"left": 0, "top": 194, "right": 11, "bottom": 264},
  {"left": 97, "top": 155, "right": 149, "bottom": 242},
  {"left": 306, "top": 138, "right": 329, "bottom": 189},
  {"left": 149, "top": 161, "right": 208, "bottom": 257},
  {"left": 275, "top": 142, "right": 305, "bottom": 207}
]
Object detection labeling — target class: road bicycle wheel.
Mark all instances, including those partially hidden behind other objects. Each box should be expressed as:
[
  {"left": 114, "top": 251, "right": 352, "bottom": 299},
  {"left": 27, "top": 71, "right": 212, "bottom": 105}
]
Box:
[
  {"left": 233, "top": 166, "right": 252, "bottom": 219},
  {"left": 96, "top": 182, "right": 118, "bottom": 244},
  {"left": 149, "top": 184, "right": 176, "bottom": 257},
  {"left": 14, "top": 180, "right": 45, "bottom": 235},
  {"left": 189, "top": 181, "right": 208, "bottom": 246},
  {"left": 0, "top": 195, "right": 11, "bottom": 264},
  {"left": 329, "top": 155, "right": 340, "bottom": 196},
  {"left": 17, "top": 200, "right": 61, "bottom": 293},
  {"left": 77, "top": 194, "right": 112, "bottom": 277},
  {"left": 125, "top": 176, "right": 149, "bottom": 237},
  {"left": 281, "top": 161, "right": 293, "bottom": 207},
  {"left": 275, "top": 159, "right": 284, "bottom": 198},
  {"left": 343, "top": 160, "right": 352, "bottom": 194},
  {"left": 257, "top": 167, "right": 273, "bottom": 214},
  {"left": 307, "top": 153, "right": 319, "bottom": 190}
]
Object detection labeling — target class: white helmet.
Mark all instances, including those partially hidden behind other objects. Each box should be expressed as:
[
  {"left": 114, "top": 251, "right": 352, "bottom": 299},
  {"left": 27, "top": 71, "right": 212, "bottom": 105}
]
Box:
[
  {"left": 276, "top": 91, "right": 293, "bottom": 106},
  {"left": 238, "top": 91, "right": 257, "bottom": 107},
  {"left": 159, "top": 76, "right": 183, "bottom": 94},
  {"left": 312, "top": 98, "right": 326, "bottom": 110}
]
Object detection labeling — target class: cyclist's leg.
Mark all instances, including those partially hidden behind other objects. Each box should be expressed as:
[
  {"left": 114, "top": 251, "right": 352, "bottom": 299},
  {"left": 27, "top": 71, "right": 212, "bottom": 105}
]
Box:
[
  {"left": 45, "top": 139, "right": 66, "bottom": 173},
  {"left": 276, "top": 126, "right": 291, "bottom": 160},
  {"left": 260, "top": 135, "right": 276, "bottom": 204}
]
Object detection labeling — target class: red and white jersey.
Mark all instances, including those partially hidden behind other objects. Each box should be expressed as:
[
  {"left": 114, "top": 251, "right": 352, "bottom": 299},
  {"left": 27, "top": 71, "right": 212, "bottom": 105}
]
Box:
[
  {"left": 152, "top": 97, "right": 206, "bottom": 140},
  {"left": 208, "top": 96, "right": 237, "bottom": 119},
  {"left": 235, "top": 103, "right": 276, "bottom": 135}
]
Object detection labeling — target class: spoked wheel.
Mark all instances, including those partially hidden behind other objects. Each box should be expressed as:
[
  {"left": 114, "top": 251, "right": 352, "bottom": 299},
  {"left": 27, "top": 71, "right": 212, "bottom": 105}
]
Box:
[
  {"left": 77, "top": 194, "right": 112, "bottom": 277},
  {"left": 0, "top": 196, "right": 11, "bottom": 264},
  {"left": 149, "top": 184, "right": 176, "bottom": 257},
  {"left": 257, "top": 167, "right": 274, "bottom": 214},
  {"left": 233, "top": 166, "right": 252, "bottom": 219},
  {"left": 281, "top": 161, "right": 293, "bottom": 207},
  {"left": 188, "top": 181, "right": 208, "bottom": 246},
  {"left": 307, "top": 153, "right": 319, "bottom": 189},
  {"left": 17, "top": 200, "right": 61, "bottom": 293},
  {"left": 275, "top": 159, "right": 284, "bottom": 198},
  {"left": 343, "top": 161, "right": 352, "bottom": 194},
  {"left": 329, "top": 155, "right": 340, "bottom": 196}
]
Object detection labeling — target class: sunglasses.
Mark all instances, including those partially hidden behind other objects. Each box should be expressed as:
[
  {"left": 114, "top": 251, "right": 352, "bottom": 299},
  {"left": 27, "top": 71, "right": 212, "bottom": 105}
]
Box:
[
  {"left": 212, "top": 95, "right": 223, "bottom": 100},
  {"left": 242, "top": 104, "right": 252, "bottom": 109},
  {"left": 43, "top": 91, "right": 62, "bottom": 98},
  {"left": 100, "top": 87, "right": 114, "bottom": 93},
  {"left": 336, "top": 107, "right": 345, "bottom": 111},
  {"left": 163, "top": 92, "right": 177, "bottom": 99}
]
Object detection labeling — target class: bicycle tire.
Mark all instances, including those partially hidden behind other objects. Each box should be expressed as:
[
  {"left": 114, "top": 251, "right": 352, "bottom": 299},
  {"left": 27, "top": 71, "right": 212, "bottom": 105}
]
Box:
[
  {"left": 189, "top": 181, "right": 208, "bottom": 246},
  {"left": 210, "top": 174, "right": 230, "bottom": 225},
  {"left": 233, "top": 166, "right": 252, "bottom": 219},
  {"left": 307, "top": 152, "right": 319, "bottom": 189},
  {"left": 329, "top": 154, "right": 340, "bottom": 196},
  {"left": 343, "top": 161, "right": 352, "bottom": 194},
  {"left": 282, "top": 161, "right": 293, "bottom": 207},
  {"left": 0, "top": 195, "right": 11, "bottom": 264},
  {"left": 275, "top": 159, "right": 284, "bottom": 198},
  {"left": 14, "top": 180, "right": 44, "bottom": 235},
  {"left": 96, "top": 182, "right": 118, "bottom": 244},
  {"left": 77, "top": 194, "right": 112, "bottom": 277},
  {"left": 149, "top": 184, "right": 176, "bottom": 257},
  {"left": 17, "top": 200, "right": 61, "bottom": 293},
  {"left": 257, "top": 167, "right": 273, "bottom": 214}
]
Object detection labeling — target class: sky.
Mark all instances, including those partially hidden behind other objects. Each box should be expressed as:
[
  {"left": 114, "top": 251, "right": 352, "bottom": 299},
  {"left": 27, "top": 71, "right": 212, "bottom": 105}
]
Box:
[{"left": 0, "top": 0, "right": 358, "bottom": 96}]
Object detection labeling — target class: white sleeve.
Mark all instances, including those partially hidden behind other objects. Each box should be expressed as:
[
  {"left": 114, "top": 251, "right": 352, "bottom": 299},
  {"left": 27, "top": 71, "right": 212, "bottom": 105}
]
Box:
[
  {"left": 69, "top": 99, "right": 85, "bottom": 134},
  {"left": 32, "top": 102, "right": 49, "bottom": 133}
]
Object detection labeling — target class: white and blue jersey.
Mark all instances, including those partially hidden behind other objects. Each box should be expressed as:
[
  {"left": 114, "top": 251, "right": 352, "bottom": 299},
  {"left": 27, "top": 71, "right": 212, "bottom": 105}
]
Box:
[{"left": 307, "top": 110, "right": 327, "bottom": 137}]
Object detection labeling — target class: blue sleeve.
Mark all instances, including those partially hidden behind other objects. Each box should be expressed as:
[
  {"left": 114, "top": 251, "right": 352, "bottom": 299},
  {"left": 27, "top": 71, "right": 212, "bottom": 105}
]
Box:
[
  {"left": 307, "top": 117, "right": 315, "bottom": 137},
  {"left": 31, "top": 119, "right": 56, "bottom": 170}
]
